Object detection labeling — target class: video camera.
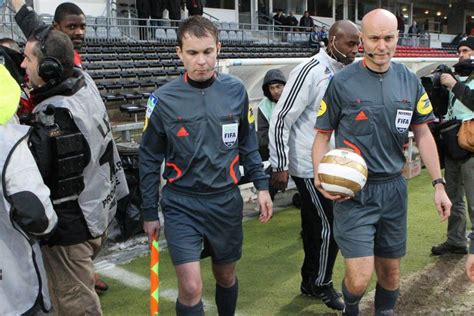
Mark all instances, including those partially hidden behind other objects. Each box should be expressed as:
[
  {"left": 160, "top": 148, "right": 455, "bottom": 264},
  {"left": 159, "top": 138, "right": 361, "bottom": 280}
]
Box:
[{"left": 423, "top": 64, "right": 454, "bottom": 90}]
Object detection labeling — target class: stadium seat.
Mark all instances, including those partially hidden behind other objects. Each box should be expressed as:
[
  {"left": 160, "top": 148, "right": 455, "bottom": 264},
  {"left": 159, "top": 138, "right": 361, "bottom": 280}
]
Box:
[
  {"left": 243, "top": 31, "right": 255, "bottom": 43},
  {"left": 96, "top": 27, "right": 108, "bottom": 38},
  {"left": 86, "top": 26, "right": 98, "bottom": 39},
  {"left": 292, "top": 33, "right": 301, "bottom": 43},
  {"left": 109, "top": 27, "right": 122, "bottom": 38},
  {"left": 228, "top": 30, "right": 238, "bottom": 43},
  {"left": 166, "top": 29, "right": 177, "bottom": 42},
  {"left": 219, "top": 30, "right": 229, "bottom": 42},
  {"left": 96, "top": 16, "right": 108, "bottom": 26},
  {"left": 119, "top": 104, "right": 146, "bottom": 122},
  {"left": 236, "top": 31, "right": 243, "bottom": 42},
  {"left": 86, "top": 15, "right": 96, "bottom": 26},
  {"left": 155, "top": 28, "right": 167, "bottom": 42},
  {"left": 220, "top": 22, "right": 230, "bottom": 30}
]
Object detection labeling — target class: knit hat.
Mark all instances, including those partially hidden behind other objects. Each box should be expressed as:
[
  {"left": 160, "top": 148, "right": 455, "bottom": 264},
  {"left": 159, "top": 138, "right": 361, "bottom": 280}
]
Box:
[
  {"left": 0, "top": 64, "right": 21, "bottom": 125},
  {"left": 457, "top": 36, "right": 474, "bottom": 50}
]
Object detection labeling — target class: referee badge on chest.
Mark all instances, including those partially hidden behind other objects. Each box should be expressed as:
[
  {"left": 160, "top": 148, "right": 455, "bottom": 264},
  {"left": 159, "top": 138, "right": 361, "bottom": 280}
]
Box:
[
  {"left": 222, "top": 123, "right": 238, "bottom": 148},
  {"left": 395, "top": 109, "right": 413, "bottom": 133}
]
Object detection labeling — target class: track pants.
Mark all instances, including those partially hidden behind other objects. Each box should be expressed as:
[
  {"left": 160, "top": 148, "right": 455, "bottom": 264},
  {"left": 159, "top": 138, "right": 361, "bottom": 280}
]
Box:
[{"left": 292, "top": 176, "right": 338, "bottom": 286}]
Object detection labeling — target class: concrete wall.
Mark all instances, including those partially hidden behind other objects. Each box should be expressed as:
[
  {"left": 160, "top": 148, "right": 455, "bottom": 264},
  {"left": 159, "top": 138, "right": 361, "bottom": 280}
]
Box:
[{"left": 33, "top": 0, "right": 108, "bottom": 17}]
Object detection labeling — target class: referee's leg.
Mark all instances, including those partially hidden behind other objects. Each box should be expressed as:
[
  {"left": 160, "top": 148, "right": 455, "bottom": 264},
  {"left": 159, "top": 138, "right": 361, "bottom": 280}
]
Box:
[
  {"left": 213, "top": 262, "right": 238, "bottom": 316},
  {"left": 175, "top": 262, "right": 205, "bottom": 315}
]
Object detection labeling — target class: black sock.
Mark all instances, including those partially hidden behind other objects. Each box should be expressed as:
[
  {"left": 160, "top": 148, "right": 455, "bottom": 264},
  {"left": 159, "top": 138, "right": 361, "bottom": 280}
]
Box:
[
  {"left": 215, "top": 278, "right": 239, "bottom": 316},
  {"left": 342, "top": 279, "right": 364, "bottom": 316},
  {"left": 374, "top": 283, "right": 399, "bottom": 316},
  {"left": 176, "top": 299, "right": 204, "bottom": 316}
]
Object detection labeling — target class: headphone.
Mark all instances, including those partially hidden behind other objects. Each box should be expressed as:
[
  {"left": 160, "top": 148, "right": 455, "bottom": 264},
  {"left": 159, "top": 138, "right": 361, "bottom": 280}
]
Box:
[
  {"left": 36, "top": 29, "right": 63, "bottom": 83},
  {"left": 330, "top": 36, "right": 348, "bottom": 59}
]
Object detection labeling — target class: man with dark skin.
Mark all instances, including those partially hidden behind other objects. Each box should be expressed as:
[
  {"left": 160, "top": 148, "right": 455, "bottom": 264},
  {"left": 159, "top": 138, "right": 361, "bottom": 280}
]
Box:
[
  {"left": 268, "top": 20, "right": 360, "bottom": 311},
  {"left": 10, "top": 0, "right": 86, "bottom": 65}
]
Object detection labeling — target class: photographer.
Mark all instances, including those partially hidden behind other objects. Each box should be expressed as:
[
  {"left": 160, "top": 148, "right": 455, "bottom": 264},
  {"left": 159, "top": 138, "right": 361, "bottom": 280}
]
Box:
[
  {"left": 431, "top": 37, "right": 474, "bottom": 256},
  {"left": 21, "top": 29, "right": 128, "bottom": 314}
]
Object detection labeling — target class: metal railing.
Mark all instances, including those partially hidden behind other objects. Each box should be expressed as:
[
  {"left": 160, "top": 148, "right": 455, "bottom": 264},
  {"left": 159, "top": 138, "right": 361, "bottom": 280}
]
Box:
[
  {"left": 0, "top": 11, "right": 433, "bottom": 48},
  {"left": 398, "top": 33, "right": 431, "bottom": 48}
]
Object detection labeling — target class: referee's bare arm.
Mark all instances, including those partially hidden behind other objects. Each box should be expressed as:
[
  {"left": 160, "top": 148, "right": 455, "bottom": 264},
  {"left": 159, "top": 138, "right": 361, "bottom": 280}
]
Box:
[{"left": 411, "top": 123, "right": 451, "bottom": 221}]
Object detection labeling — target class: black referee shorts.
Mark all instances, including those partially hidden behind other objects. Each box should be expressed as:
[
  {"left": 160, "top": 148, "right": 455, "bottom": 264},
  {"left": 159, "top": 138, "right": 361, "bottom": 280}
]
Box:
[{"left": 161, "top": 185, "right": 244, "bottom": 266}]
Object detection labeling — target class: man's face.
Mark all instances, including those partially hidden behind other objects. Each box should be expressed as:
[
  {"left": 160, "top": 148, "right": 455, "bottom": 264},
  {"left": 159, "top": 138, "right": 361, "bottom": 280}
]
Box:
[
  {"left": 268, "top": 82, "right": 284, "bottom": 101},
  {"left": 458, "top": 45, "right": 473, "bottom": 61},
  {"left": 53, "top": 14, "right": 86, "bottom": 49},
  {"left": 361, "top": 28, "right": 398, "bottom": 68},
  {"left": 20, "top": 41, "right": 45, "bottom": 89},
  {"left": 332, "top": 33, "right": 360, "bottom": 65},
  {"left": 177, "top": 32, "right": 220, "bottom": 82}
]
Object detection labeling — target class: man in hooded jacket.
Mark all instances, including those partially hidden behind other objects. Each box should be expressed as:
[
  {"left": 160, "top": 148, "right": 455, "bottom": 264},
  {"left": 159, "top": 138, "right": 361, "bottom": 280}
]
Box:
[{"left": 257, "top": 69, "right": 286, "bottom": 200}]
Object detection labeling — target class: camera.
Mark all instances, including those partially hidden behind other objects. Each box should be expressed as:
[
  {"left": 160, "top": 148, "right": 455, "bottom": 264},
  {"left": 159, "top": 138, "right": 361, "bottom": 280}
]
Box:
[
  {"left": 420, "top": 64, "right": 454, "bottom": 117},
  {"left": 423, "top": 64, "right": 453, "bottom": 89},
  {"left": 453, "top": 57, "right": 474, "bottom": 77}
]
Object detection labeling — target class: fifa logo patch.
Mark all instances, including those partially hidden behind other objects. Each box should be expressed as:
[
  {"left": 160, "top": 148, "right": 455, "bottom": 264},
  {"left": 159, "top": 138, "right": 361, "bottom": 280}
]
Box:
[
  {"left": 222, "top": 123, "right": 238, "bottom": 148},
  {"left": 395, "top": 109, "right": 413, "bottom": 133}
]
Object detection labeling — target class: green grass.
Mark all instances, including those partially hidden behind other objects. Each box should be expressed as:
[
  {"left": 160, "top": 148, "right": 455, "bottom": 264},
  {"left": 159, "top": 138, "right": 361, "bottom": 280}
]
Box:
[{"left": 100, "top": 170, "right": 448, "bottom": 315}]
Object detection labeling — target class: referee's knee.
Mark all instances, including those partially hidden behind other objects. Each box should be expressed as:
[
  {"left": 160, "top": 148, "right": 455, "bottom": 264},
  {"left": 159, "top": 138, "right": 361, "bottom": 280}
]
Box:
[{"left": 178, "top": 280, "right": 203, "bottom": 303}]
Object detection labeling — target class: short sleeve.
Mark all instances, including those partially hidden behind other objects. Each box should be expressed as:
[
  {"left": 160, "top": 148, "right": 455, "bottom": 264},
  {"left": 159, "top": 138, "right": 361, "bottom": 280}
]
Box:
[{"left": 411, "top": 82, "right": 435, "bottom": 125}]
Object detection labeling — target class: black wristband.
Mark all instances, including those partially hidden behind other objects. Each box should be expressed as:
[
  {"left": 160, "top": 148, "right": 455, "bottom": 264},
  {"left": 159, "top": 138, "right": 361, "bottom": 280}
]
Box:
[{"left": 432, "top": 177, "right": 446, "bottom": 187}]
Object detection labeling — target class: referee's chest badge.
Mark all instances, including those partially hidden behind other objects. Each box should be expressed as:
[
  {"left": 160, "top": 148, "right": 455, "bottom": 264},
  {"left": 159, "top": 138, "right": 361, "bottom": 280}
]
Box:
[
  {"left": 395, "top": 109, "right": 413, "bottom": 133},
  {"left": 222, "top": 123, "right": 238, "bottom": 148}
]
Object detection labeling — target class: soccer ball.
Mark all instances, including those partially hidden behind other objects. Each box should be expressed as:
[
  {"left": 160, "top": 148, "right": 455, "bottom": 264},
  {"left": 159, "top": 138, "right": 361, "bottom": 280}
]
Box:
[{"left": 318, "top": 148, "right": 368, "bottom": 197}]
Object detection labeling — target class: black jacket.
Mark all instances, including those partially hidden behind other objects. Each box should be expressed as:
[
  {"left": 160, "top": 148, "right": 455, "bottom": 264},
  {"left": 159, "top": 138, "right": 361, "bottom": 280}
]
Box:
[
  {"left": 28, "top": 71, "right": 92, "bottom": 246},
  {"left": 186, "top": 0, "right": 203, "bottom": 16},
  {"left": 257, "top": 69, "right": 286, "bottom": 160},
  {"left": 452, "top": 80, "right": 474, "bottom": 109},
  {"left": 299, "top": 16, "right": 314, "bottom": 28}
]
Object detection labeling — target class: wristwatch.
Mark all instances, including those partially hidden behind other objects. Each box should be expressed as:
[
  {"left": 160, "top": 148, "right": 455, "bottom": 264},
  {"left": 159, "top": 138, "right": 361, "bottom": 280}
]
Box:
[{"left": 432, "top": 177, "right": 446, "bottom": 187}]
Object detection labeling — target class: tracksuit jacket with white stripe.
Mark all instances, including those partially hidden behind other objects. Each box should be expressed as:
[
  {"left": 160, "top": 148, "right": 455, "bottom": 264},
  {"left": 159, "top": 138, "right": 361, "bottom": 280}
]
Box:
[{"left": 269, "top": 49, "right": 343, "bottom": 178}]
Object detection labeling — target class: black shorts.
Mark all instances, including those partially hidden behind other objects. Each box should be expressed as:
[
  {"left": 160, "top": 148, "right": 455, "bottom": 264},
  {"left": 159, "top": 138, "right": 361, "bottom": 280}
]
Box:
[
  {"left": 333, "top": 175, "right": 408, "bottom": 258},
  {"left": 161, "top": 186, "right": 244, "bottom": 266}
]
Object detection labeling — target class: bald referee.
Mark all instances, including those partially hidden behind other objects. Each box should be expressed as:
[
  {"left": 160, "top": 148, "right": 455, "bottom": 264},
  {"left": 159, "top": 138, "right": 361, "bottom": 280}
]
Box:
[{"left": 312, "top": 9, "right": 451, "bottom": 315}]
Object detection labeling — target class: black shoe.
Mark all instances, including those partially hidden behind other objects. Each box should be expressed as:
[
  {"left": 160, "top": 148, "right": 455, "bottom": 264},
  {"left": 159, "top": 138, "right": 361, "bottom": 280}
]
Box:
[
  {"left": 300, "top": 280, "right": 345, "bottom": 311},
  {"left": 300, "top": 279, "right": 313, "bottom": 296},
  {"left": 431, "top": 241, "right": 467, "bottom": 255},
  {"left": 313, "top": 286, "right": 345, "bottom": 311}
]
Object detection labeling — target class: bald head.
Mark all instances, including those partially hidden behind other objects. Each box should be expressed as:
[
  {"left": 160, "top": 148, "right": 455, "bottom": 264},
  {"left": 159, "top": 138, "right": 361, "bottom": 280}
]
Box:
[
  {"left": 326, "top": 20, "right": 360, "bottom": 65},
  {"left": 360, "top": 9, "right": 399, "bottom": 72},
  {"left": 329, "top": 20, "right": 359, "bottom": 39},
  {"left": 361, "top": 9, "right": 397, "bottom": 35}
]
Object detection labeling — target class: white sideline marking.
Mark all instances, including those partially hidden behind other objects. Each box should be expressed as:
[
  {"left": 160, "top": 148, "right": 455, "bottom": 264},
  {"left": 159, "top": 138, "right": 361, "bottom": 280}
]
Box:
[
  {"left": 97, "top": 263, "right": 149, "bottom": 290},
  {"left": 96, "top": 263, "right": 215, "bottom": 310}
]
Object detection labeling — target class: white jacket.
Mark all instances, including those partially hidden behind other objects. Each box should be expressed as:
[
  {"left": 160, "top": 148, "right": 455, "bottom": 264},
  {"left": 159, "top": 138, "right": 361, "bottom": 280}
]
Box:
[
  {"left": 269, "top": 49, "right": 343, "bottom": 178},
  {"left": 0, "top": 123, "right": 57, "bottom": 315}
]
